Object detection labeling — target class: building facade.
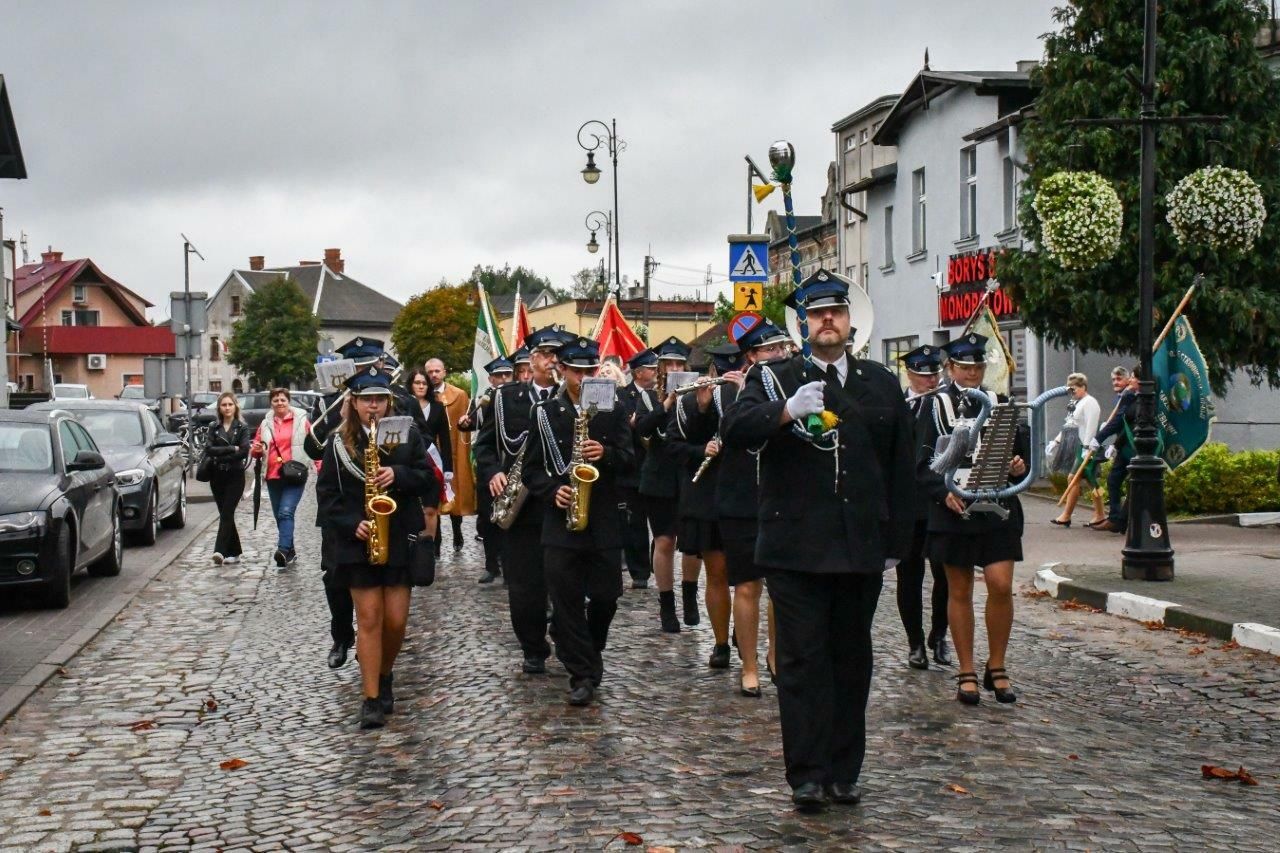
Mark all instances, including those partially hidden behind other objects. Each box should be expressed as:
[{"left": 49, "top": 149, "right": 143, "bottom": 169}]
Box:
[
  {"left": 763, "top": 160, "right": 839, "bottom": 289},
  {"left": 198, "top": 249, "right": 402, "bottom": 393},
  {"left": 832, "top": 94, "right": 898, "bottom": 290}
]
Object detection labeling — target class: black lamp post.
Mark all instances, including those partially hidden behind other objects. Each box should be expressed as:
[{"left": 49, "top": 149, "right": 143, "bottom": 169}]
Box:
[
  {"left": 585, "top": 209, "right": 612, "bottom": 286},
  {"left": 577, "top": 119, "right": 624, "bottom": 291}
]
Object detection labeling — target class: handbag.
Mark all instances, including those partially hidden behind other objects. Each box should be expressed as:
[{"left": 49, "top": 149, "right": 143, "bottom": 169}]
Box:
[
  {"left": 279, "top": 459, "right": 310, "bottom": 487},
  {"left": 195, "top": 451, "right": 215, "bottom": 483},
  {"left": 407, "top": 532, "right": 436, "bottom": 587}
]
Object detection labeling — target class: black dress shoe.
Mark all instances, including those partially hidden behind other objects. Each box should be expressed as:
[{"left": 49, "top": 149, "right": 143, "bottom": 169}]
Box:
[
  {"left": 478, "top": 571, "right": 499, "bottom": 584},
  {"left": 825, "top": 783, "right": 862, "bottom": 805},
  {"left": 791, "top": 782, "right": 829, "bottom": 812},
  {"left": 681, "top": 583, "right": 700, "bottom": 626},
  {"left": 659, "top": 593, "right": 681, "bottom": 633},
  {"left": 907, "top": 644, "right": 929, "bottom": 670},
  {"left": 930, "top": 637, "right": 953, "bottom": 666},
  {"left": 327, "top": 641, "right": 351, "bottom": 669},
  {"left": 739, "top": 677, "right": 761, "bottom": 698},
  {"left": 983, "top": 665, "right": 1018, "bottom": 704},
  {"left": 377, "top": 672, "right": 394, "bottom": 714},
  {"left": 631, "top": 577, "right": 649, "bottom": 589},
  {"left": 359, "top": 697, "right": 385, "bottom": 729},
  {"left": 708, "top": 643, "right": 731, "bottom": 670},
  {"left": 522, "top": 655, "right": 547, "bottom": 674},
  {"left": 568, "top": 684, "right": 594, "bottom": 706}
]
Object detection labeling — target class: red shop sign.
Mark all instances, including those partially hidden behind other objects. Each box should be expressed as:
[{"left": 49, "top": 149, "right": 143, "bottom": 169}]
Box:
[{"left": 939, "top": 284, "right": 1020, "bottom": 327}]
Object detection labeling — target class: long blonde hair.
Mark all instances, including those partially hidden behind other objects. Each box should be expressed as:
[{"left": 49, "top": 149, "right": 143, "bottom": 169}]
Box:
[
  {"left": 216, "top": 391, "right": 243, "bottom": 425},
  {"left": 339, "top": 393, "right": 391, "bottom": 456}
]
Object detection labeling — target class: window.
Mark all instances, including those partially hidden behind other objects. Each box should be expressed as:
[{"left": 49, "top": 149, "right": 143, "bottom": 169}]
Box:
[
  {"left": 1003, "top": 156, "right": 1020, "bottom": 231},
  {"left": 883, "top": 206, "right": 895, "bottom": 266},
  {"left": 73, "top": 284, "right": 87, "bottom": 303},
  {"left": 961, "top": 148, "right": 978, "bottom": 239},
  {"left": 69, "top": 422, "right": 98, "bottom": 453},
  {"left": 230, "top": 294, "right": 241, "bottom": 316},
  {"left": 883, "top": 336, "right": 919, "bottom": 376},
  {"left": 122, "top": 373, "right": 143, "bottom": 387},
  {"left": 209, "top": 380, "right": 222, "bottom": 392},
  {"left": 846, "top": 205, "right": 856, "bottom": 226},
  {"left": 60, "top": 309, "right": 99, "bottom": 326},
  {"left": 860, "top": 262, "right": 869, "bottom": 289},
  {"left": 845, "top": 134, "right": 857, "bottom": 152},
  {"left": 859, "top": 128, "right": 869, "bottom": 144},
  {"left": 911, "top": 168, "right": 927, "bottom": 254},
  {"left": 210, "top": 336, "right": 221, "bottom": 361},
  {"left": 61, "top": 310, "right": 72, "bottom": 326},
  {"left": 845, "top": 265, "right": 858, "bottom": 283}
]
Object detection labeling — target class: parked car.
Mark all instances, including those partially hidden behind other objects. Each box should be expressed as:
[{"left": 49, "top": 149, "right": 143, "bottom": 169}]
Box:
[
  {"left": 28, "top": 400, "right": 187, "bottom": 545},
  {"left": 0, "top": 409, "right": 122, "bottom": 608},
  {"left": 237, "top": 391, "right": 271, "bottom": 430},
  {"left": 52, "top": 383, "right": 93, "bottom": 400}
]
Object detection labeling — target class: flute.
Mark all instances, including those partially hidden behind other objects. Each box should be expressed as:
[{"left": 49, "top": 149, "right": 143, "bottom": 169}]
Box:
[{"left": 673, "top": 376, "right": 733, "bottom": 395}]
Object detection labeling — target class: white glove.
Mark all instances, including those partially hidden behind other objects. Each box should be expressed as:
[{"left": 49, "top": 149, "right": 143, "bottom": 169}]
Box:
[
  {"left": 1087, "top": 438, "right": 1100, "bottom": 452},
  {"left": 1104, "top": 445, "right": 1117, "bottom": 461},
  {"left": 785, "top": 380, "right": 825, "bottom": 421}
]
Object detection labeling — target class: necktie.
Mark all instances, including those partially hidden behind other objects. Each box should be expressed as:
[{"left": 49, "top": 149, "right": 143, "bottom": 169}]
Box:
[
  {"left": 539, "top": 389, "right": 549, "bottom": 402},
  {"left": 825, "top": 363, "right": 839, "bottom": 384}
]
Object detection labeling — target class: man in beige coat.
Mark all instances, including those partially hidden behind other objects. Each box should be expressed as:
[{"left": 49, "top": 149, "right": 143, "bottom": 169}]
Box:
[{"left": 426, "top": 358, "right": 477, "bottom": 551}]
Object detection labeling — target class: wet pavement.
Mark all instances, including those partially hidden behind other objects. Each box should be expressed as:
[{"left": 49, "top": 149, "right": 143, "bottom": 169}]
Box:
[{"left": 0, "top": 489, "right": 1277, "bottom": 851}]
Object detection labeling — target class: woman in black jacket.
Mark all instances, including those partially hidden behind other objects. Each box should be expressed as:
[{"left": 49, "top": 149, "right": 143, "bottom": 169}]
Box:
[
  {"left": 316, "top": 367, "right": 435, "bottom": 729},
  {"left": 204, "top": 392, "right": 252, "bottom": 565}
]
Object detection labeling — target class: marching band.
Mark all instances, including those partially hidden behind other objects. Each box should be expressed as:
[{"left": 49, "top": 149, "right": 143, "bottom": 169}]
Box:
[{"left": 298, "top": 266, "right": 1043, "bottom": 809}]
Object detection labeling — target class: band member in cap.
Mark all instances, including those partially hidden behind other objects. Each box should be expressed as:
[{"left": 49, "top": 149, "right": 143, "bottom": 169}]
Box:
[
  {"left": 316, "top": 365, "right": 436, "bottom": 729},
  {"left": 635, "top": 336, "right": 694, "bottom": 632},
  {"left": 671, "top": 345, "right": 742, "bottom": 670},
  {"left": 616, "top": 348, "right": 659, "bottom": 589},
  {"left": 511, "top": 346, "right": 533, "bottom": 384},
  {"left": 461, "top": 356, "right": 514, "bottom": 584},
  {"left": 916, "top": 333, "right": 1028, "bottom": 706},
  {"left": 722, "top": 269, "right": 916, "bottom": 812},
  {"left": 896, "top": 344, "right": 951, "bottom": 670},
  {"left": 524, "top": 337, "right": 634, "bottom": 706},
  {"left": 474, "top": 326, "right": 567, "bottom": 675},
  {"left": 425, "top": 358, "right": 476, "bottom": 553}
]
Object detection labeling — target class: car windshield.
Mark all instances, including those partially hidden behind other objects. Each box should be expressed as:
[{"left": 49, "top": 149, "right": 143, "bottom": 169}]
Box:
[
  {"left": 119, "top": 386, "right": 147, "bottom": 400},
  {"left": 70, "top": 410, "right": 146, "bottom": 448},
  {"left": 0, "top": 423, "right": 53, "bottom": 472},
  {"left": 53, "top": 384, "right": 89, "bottom": 399}
]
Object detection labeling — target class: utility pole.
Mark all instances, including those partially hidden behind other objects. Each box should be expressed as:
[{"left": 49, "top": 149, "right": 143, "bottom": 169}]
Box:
[
  {"left": 642, "top": 253, "right": 658, "bottom": 341},
  {"left": 180, "top": 234, "right": 205, "bottom": 406}
]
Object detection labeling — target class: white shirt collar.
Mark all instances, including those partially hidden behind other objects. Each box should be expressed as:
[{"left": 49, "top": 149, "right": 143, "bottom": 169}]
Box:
[{"left": 810, "top": 353, "right": 847, "bottom": 384}]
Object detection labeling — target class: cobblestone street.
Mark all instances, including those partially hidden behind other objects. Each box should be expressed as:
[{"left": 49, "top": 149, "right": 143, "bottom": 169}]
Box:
[{"left": 0, "top": 490, "right": 1277, "bottom": 851}]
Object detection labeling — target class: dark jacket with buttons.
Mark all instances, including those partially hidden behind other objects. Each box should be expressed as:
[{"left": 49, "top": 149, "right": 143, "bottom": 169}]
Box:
[
  {"left": 473, "top": 381, "right": 546, "bottom": 529},
  {"left": 721, "top": 353, "right": 916, "bottom": 574},
  {"left": 523, "top": 389, "right": 635, "bottom": 551},
  {"left": 678, "top": 383, "right": 760, "bottom": 522},
  {"left": 635, "top": 389, "right": 681, "bottom": 499},
  {"left": 616, "top": 381, "right": 652, "bottom": 489},
  {"left": 670, "top": 385, "right": 739, "bottom": 522},
  {"left": 203, "top": 419, "right": 252, "bottom": 475}
]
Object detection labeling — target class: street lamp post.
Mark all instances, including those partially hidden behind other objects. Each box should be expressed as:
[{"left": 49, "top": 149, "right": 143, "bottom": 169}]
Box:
[
  {"left": 577, "top": 119, "right": 625, "bottom": 295},
  {"left": 584, "top": 209, "right": 612, "bottom": 290},
  {"left": 181, "top": 234, "right": 204, "bottom": 407}
]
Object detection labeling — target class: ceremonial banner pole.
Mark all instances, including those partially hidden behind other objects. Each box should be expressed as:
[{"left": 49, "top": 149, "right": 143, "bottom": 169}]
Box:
[{"left": 768, "top": 141, "right": 809, "bottom": 358}]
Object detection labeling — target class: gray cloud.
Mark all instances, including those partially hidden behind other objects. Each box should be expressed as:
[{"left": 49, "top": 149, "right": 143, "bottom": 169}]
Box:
[{"left": 1, "top": 0, "right": 1058, "bottom": 311}]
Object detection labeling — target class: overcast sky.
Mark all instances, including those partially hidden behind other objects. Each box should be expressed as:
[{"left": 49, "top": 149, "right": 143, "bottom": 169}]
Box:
[{"left": 1, "top": 0, "right": 1059, "bottom": 317}]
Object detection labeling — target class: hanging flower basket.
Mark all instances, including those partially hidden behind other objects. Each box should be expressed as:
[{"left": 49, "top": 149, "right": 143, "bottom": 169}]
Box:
[
  {"left": 1033, "top": 171, "right": 1125, "bottom": 271},
  {"left": 1166, "top": 165, "right": 1266, "bottom": 254}
]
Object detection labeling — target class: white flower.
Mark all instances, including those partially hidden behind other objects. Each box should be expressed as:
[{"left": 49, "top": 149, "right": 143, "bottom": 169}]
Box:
[
  {"left": 1033, "top": 171, "right": 1124, "bottom": 271},
  {"left": 1167, "top": 166, "right": 1267, "bottom": 253}
]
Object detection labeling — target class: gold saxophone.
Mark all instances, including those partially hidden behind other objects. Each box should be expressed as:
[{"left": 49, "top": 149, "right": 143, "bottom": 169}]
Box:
[
  {"left": 365, "top": 418, "right": 398, "bottom": 565},
  {"left": 565, "top": 407, "right": 600, "bottom": 532}
]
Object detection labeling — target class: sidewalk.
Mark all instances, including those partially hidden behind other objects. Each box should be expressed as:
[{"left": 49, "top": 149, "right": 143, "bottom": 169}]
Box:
[{"left": 1018, "top": 493, "right": 1280, "bottom": 652}]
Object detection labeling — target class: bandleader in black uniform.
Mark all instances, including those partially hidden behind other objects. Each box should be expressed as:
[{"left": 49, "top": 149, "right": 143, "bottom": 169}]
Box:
[
  {"left": 523, "top": 336, "right": 635, "bottom": 707},
  {"left": 616, "top": 349, "right": 659, "bottom": 589},
  {"left": 896, "top": 344, "right": 951, "bottom": 670},
  {"left": 460, "top": 356, "right": 512, "bottom": 584},
  {"left": 721, "top": 270, "right": 916, "bottom": 812},
  {"left": 474, "top": 326, "right": 569, "bottom": 676}
]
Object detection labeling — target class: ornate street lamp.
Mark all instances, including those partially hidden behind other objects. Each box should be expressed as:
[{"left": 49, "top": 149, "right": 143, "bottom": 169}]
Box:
[{"left": 577, "top": 119, "right": 625, "bottom": 290}]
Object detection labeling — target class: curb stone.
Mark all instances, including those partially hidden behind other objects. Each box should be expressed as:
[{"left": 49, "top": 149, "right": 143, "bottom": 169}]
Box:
[{"left": 1033, "top": 562, "right": 1280, "bottom": 655}]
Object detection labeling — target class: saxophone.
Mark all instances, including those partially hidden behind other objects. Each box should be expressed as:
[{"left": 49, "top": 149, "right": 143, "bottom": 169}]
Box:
[
  {"left": 365, "top": 418, "right": 398, "bottom": 565},
  {"left": 489, "top": 441, "right": 530, "bottom": 530},
  {"left": 565, "top": 407, "right": 600, "bottom": 532}
]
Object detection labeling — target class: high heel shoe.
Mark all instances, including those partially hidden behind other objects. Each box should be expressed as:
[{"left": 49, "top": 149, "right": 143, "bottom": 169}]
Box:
[
  {"left": 739, "top": 675, "right": 761, "bottom": 698},
  {"left": 1050, "top": 518, "right": 1071, "bottom": 527},
  {"left": 956, "top": 672, "right": 981, "bottom": 705},
  {"left": 983, "top": 665, "right": 1018, "bottom": 704}
]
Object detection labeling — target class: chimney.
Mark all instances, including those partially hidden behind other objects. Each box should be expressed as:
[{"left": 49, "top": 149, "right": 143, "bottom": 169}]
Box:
[
  {"left": 41, "top": 249, "right": 63, "bottom": 264},
  {"left": 324, "top": 248, "right": 344, "bottom": 273},
  {"left": 1016, "top": 59, "right": 1039, "bottom": 74},
  {"left": 249, "top": 255, "right": 265, "bottom": 270}
]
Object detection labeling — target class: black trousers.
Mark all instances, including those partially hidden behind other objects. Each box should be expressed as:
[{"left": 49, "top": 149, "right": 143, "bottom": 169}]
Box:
[
  {"left": 767, "top": 568, "right": 882, "bottom": 789},
  {"left": 1107, "top": 453, "right": 1130, "bottom": 524},
  {"left": 544, "top": 546, "right": 624, "bottom": 688},
  {"left": 323, "top": 573, "right": 355, "bottom": 646},
  {"left": 476, "top": 494, "right": 502, "bottom": 574},
  {"left": 617, "top": 486, "right": 651, "bottom": 581},
  {"left": 896, "top": 519, "right": 948, "bottom": 647},
  {"left": 209, "top": 469, "right": 245, "bottom": 558},
  {"left": 501, "top": 522, "right": 551, "bottom": 660}
]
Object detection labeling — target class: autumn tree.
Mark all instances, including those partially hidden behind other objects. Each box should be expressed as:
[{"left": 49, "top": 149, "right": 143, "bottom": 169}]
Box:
[
  {"left": 1000, "top": 0, "right": 1280, "bottom": 391},
  {"left": 391, "top": 283, "right": 474, "bottom": 375},
  {"left": 226, "top": 276, "right": 321, "bottom": 389}
]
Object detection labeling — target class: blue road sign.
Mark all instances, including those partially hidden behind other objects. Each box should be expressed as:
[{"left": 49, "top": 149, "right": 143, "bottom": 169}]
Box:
[
  {"left": 729, "top": 312, "right": 763, "bottom": 344},
  {"left": 728, "top": 239, "right": 769, "bottom": 282}
]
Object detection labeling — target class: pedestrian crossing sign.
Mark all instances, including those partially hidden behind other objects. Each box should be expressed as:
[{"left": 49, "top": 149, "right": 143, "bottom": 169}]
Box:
[{"left": 727, "top": 234, "right": 769, "bottom": 282}]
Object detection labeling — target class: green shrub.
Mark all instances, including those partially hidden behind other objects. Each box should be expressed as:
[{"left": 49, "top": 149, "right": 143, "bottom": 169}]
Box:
[{"left": 1162, "top": 443, "right": 1280, "bottom": 515}]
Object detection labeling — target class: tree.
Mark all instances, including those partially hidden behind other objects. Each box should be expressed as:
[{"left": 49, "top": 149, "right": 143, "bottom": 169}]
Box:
[
  {"left": 391, "top": 284, "right": 474, "bottom": 375},
  {"left": 226, "top": 276, "right": 321, "bottom": 389},
  {"left": 1000, "top": 0, "right": 1280, "bottom": 392},
  {"left": 569, "top": 266, "right": 611, "bottom": 300},
  {"left": 469, "top": 263, "right": 558, "bottom": 299}
]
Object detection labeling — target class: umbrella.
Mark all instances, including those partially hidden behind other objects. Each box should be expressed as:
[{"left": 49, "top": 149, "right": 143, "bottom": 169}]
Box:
[{"left": 252, "top": 458, "right": 263, "bottom": 530}]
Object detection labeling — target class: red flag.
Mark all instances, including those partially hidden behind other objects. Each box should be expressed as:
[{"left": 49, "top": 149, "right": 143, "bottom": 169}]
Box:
[
  {"left": 514, "top": 298, "right": 532, "bottom": 349},
  {"left": 594, "top": 295, "right": 645, "bottom": 363}
]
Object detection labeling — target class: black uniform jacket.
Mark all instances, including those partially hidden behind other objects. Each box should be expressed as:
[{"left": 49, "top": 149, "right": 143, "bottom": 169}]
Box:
[
  {"left": 523, "top": 388, "right": 635, "bottom": 551},
  {"left": 616, "top": 381, "right": 651, "bottom": 489},
  {"left": 202, "top": 420, "right": 252, "bottom": 474},
  {"left": 678, "top": 383, "right": 759, "bottom": 522},
  {"left": 635, "top": 389, "right": 681, "bottom": 499},
  {"left": 473, "top": 381, "right": 545, "bottom": 529},
  {"left": 316, "top": 424, "right": 435, "bottom": 569},
  {"left": 670, "top": 387, "right": 724, "bottom": 523},
  {"left": 914, "top": 382, "right": 1028, "bottom": 537},
  {"left": 721, "top": 353, "right": 916, "bottom": 574},
  {"left": 906, "top": 390, "right": 934, "bottom": 521}
]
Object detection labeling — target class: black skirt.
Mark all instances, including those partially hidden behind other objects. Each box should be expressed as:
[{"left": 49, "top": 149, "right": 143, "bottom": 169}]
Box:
[
  {"left": 333, "top": 561, "right": 412, "bottom": 589},
  {"left": 643, "top": 494, "right": 678, "bottom": 538},
  {"left": 719, "top": 518, "right": 764, "bottom": 585},
  {"left": 678, "top": 517, "right": 723, "bottom": 557},
  {"left": 928, "top": 527, "right": 1023, "bottom": 569}
]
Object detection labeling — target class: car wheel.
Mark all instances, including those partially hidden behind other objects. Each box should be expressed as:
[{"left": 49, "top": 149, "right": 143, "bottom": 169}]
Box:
[
  {"left": 43, "top": 524, "right": 73, "bottom": 609},
  {"left": 162, "top": 478, "right": 187, "bottom": 529},
  {"left": 132, "top": 489, "right": 159, "bottom": 546},
  {"left": 88, "top": 507, "right": 123, "bottom": 577}
]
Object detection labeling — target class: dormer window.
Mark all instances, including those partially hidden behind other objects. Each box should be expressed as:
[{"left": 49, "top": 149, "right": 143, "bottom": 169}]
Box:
[{"left": 73, "top": 284, "right": 88, "bottom": 303}]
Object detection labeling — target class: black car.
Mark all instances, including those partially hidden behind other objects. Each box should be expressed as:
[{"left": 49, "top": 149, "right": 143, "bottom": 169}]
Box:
[
  {"left": 0, "top": 410, "right": 123, "bottom": 608},
  {"left": 238, "top": 390, "right": 320, "bottom": 430},
  {"left": 28, "top": 400, "right": 187, "bottom": 545}
]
